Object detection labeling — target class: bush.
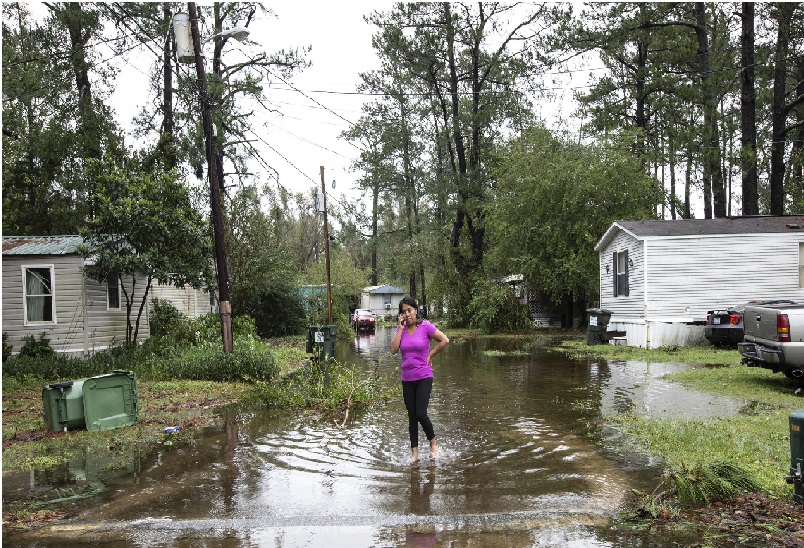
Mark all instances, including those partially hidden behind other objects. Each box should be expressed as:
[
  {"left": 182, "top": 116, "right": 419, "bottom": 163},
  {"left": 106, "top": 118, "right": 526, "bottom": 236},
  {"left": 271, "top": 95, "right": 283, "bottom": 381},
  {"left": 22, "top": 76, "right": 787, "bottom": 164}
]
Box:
[
  {"left": 467, "top": 279, "right": 532, "bottom": 333},
  {"left": 149, "top": 298, "right": 194, "bottom": 343},
  {"left": 2, "top": 332, "right": 13, "bottom": 363},
  {"left": 2, "top": 334, "right": 277, "bottom": 384},
  {"left": 18, "top": 333, "right": 55, "bottom": 359},
  {"left": 191, "top": 312, "right": 258, "bottom": 345}
]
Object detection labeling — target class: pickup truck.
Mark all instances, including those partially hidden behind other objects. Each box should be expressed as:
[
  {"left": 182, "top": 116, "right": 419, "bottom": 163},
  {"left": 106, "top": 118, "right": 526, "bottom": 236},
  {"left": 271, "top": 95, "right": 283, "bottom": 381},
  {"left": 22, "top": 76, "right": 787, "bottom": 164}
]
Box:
[{"left": 738, "top": 302, "right": 804, "bottom": 379}]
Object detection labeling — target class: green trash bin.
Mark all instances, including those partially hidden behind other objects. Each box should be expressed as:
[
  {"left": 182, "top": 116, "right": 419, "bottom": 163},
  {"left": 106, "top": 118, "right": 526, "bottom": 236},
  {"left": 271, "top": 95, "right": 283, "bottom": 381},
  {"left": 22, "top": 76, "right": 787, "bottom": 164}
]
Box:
[
  {"left": 42, "top": 370, "right": 138, "bottom": 432},
  {"left": 43, "top": 379, "right": 87, "bottom": 432},
  {"left": 586, "top": 308, "right": 613, "bottom": 345},
  {"left": 83, "top": 370, "right": 138, "bottom": 431},
  {"left": 787, "top": 411, "right": 804, "bottom": 503}
]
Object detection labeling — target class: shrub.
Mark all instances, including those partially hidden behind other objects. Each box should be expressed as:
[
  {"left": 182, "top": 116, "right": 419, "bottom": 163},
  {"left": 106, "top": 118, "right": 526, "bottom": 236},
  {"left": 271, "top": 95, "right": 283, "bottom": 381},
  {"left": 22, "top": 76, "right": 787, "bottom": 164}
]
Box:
[
  {"left": 467, "top": 279, "right": 532, "bottom": 333},
  {"left": 191, "top": 312, "right": 258, "bottom": 345},
  {"left": 2, "top": 332, "right": 13, "bottom": 363},
  {"left": 149, "top": 298, "right": 194, "bottom": 343},
  {"left": 18, "top": 333, "right": 55, "bottom": 359}
]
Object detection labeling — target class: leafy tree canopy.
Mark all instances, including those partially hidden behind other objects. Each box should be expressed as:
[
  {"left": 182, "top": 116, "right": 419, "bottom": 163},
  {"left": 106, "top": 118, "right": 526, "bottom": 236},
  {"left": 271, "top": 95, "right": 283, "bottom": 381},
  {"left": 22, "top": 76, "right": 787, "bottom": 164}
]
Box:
[{"left": 486, "top": 126, "right": 663, "bottom": 305}]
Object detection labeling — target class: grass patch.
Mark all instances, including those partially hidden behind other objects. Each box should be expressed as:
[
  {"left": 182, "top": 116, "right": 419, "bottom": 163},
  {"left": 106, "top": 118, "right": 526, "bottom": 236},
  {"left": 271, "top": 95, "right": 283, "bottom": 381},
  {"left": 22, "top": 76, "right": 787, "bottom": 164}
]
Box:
[
  {"left": 556, "top": 339, "right": 743, "bottom": 367},
  {"left": 556, "top": 340, "right": 802, "bottom": 502}
]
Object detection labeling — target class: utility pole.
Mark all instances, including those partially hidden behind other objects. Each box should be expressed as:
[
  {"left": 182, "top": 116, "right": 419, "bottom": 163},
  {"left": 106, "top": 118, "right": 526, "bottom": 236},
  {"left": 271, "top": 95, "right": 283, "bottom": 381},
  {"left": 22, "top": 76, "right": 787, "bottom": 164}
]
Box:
[
  {"left": 320, "top": 166, "right": 333, "bottom": 325},
  {"left": 188, "top": 3, "right": 233, "bottom": 353}
]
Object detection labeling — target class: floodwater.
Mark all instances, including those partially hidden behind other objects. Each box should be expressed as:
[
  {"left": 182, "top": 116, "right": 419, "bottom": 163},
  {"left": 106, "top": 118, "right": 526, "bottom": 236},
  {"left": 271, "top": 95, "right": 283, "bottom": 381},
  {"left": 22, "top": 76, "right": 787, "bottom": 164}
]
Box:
[{"left": 3, "top": 327, "right": 747, "bottom": 547}]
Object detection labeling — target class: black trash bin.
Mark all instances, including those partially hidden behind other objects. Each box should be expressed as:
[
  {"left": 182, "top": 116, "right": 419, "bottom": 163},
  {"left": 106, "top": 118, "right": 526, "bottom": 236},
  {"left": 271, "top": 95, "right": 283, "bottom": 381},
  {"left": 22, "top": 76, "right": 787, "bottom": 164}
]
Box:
[{"left": 586, "top": 308, "right": 613, "bottom": 345}]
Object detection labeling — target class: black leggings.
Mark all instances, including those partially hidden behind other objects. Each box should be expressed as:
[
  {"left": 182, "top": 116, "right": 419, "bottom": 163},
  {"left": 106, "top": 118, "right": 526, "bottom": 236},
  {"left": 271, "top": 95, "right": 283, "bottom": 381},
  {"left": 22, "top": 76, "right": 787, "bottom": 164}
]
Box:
[{"left": 402, "top": 377, "right": 435, "bottom": 448}]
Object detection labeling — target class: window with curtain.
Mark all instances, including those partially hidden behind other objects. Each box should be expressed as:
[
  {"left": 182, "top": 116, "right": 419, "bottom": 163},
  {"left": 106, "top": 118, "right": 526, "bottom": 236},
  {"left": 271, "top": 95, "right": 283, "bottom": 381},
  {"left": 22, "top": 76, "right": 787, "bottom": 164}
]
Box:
[
  {"left": 24, "top": 266, "right": 54, "bottom": 323},
  {"left": 107, "top": 275, "right": 120, "bottom": 310}
]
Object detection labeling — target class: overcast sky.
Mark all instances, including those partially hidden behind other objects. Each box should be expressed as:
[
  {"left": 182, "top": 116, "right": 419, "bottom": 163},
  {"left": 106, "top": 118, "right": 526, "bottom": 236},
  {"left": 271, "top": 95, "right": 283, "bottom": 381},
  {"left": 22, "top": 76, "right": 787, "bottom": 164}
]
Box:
[{"left": 25, "top": 2, "right": 583, "bottom": 213}]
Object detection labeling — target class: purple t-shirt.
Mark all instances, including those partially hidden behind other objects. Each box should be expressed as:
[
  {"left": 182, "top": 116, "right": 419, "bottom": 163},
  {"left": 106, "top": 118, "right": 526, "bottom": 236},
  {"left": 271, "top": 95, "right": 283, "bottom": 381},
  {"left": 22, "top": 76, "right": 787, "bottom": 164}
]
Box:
[{"left": 396, "top": 319, "right": 438, "bottom": 381}]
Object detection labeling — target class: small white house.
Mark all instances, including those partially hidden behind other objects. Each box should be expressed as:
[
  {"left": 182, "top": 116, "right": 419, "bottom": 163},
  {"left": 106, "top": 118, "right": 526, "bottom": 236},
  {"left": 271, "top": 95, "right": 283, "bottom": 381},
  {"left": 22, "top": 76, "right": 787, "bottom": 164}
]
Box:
[
  {"left": 360, "top": 284, "right": 407, "bottom": 318},
  {"left": 2, "top": 235, "right": 151, "bottom": 355},
  {"left": 2, "top": 235, "right": 214, "bottom": 356},
  {"left": 594, "top": 216, "right": 804, "bottom": 348}
]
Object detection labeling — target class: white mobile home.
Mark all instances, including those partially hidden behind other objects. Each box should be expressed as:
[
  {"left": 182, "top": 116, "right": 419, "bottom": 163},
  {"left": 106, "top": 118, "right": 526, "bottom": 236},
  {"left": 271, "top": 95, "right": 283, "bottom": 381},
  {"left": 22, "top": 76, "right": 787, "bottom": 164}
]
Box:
[
  {"left": 2, "top": 235, "right": 151, "bottom": 356},
  {"left": 360, "top": 284, "right": 407, "bottom": 318},
  {"left": 594, "top": 216, "right": 804, "bottom": 348}
]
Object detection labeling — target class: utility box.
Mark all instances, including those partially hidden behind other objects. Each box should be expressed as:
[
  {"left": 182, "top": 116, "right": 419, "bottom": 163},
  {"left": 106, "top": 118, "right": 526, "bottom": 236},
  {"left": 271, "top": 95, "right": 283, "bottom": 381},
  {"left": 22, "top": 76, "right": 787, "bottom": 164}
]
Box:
[
  {"left": 586, "top": 308, "right": 613, "bottom": 345},
  {"left": 83, "top": 371, "right": 138, "bottom": 431},
  {"left": 42, "top": 370, "right": 138, "bottom": 432},
  {"left": 788, "top": 411, "right": 804, "bottom": 503},
  {"left": 42, "top": 380, "right": 87, "bottom": 432},
  {"left": 306, "top": 324, "right": 337, "bottom": 365}
]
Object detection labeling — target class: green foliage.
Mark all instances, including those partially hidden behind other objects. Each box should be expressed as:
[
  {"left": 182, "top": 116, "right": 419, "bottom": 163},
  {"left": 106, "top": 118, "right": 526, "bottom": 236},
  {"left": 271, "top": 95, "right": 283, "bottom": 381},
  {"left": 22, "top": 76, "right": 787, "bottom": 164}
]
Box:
[
  {"left": 3, "top": 332, "right": 276, "bottom": 383},
  {"left": 226, "top": 185, "right": 308, "bottom": 337},
  {"left": 669, "top": 460, "right": 761, "bottom": 508},
  {"left": 149, "top": 298, "right": 194, "bottom": 342},
  {"left": 18, "top": 332, "right": 55, "bottom": 359},
  {"left": 79, "top": 159, "right": 214, "bottom": 344},
  {"left": 301, "top": 247, "right": 371, "bottom": 326},
  {"left": 191, "top": 312, "right": 258, "bottom": 345},
  {"left": 3, "top": 332, "right": 13, "bottom": 363},
  {"left": 488, "top": 126, "right": 663, "bottom": 306},
  {"left": 467, "top": 278, "right": 532, "bottom": 333},
  {"left": 252, "top": 359, "right": 397, "bottom": 417}
]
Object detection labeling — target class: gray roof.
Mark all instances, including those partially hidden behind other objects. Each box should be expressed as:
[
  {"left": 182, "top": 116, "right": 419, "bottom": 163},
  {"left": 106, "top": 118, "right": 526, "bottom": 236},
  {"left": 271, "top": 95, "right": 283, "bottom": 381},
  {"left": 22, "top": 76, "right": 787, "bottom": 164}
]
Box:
[
  {"left": 2, "top": 235, "right": 86, "bottom": 256},
  {"left": 364, "top": 284, "right": 407, "bottom": 295},
  {"left": 596, "top": 216, "right": 804, "bottom": 251}
]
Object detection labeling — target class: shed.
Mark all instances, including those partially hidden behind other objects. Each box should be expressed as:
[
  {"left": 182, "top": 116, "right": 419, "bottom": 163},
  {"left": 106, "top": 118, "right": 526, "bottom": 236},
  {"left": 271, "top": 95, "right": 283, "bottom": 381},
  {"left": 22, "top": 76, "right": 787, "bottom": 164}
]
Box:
[
  {"left": 594, "top": 216, "right": 804, "bottom": 348},
  {"left": 360, "top": 284, "right": 407, "bottom": 318},
  {"left": 2, "top": 235, "right": 151, "bottom": 356}
]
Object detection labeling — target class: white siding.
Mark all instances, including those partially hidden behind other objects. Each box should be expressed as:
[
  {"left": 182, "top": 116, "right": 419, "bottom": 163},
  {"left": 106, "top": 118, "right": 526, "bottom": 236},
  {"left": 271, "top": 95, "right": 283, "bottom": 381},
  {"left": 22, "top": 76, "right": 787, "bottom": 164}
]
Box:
[
  {"left": 2, "top": 255, "right": 150, "bottom": 356},
  {"left": 151, "top": 283, "right": 214, "bottom": 318},
  {"left": 599, "top": 231, "right": 645, "bottom": 319},
  {"left": 644, "top": 232, "right": 804, "bottom": 321}
]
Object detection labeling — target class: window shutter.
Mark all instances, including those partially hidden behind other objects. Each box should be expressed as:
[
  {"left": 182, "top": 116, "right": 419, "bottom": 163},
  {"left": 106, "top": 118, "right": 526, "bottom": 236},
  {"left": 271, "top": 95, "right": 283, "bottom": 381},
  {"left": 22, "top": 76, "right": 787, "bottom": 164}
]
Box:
[
  {"left": 623, "top": 250, "right": 630, "bottom": 297},
  {"left": 612, "top": 252, "right": 618, "bottom": 297}
]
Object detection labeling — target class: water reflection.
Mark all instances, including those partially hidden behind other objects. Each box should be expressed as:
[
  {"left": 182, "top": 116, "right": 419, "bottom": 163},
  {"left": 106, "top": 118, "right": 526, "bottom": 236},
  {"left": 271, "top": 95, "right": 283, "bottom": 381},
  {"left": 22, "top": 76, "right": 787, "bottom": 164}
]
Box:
[{"left": 3, "top": 328, "right": 738, "bottom": 547}]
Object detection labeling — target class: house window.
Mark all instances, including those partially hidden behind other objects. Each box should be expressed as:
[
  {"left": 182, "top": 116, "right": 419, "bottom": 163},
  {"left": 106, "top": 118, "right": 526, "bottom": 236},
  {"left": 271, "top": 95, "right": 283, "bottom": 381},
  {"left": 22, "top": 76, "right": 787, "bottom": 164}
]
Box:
[
  {"left": 800, "top": 243, "right": 804, "bottom": 288},
  {"left": 23, "top": 266, "right": 55, "bottom": 324},
  {"left": 107, "top": 275, "right": 120, "bottom": 310},
  {"left": 384, "top": 295, "right": 392, "bottom": 310},
  {"left": 612, "top": 250, "right": 630, "bottom": 297}
]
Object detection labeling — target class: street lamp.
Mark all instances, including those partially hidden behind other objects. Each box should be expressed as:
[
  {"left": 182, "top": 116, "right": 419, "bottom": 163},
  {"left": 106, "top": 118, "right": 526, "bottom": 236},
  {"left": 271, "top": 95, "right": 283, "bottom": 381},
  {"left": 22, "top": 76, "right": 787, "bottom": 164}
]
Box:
[{"left": 173, "top": 5, "right": 249, "bottom": 354}]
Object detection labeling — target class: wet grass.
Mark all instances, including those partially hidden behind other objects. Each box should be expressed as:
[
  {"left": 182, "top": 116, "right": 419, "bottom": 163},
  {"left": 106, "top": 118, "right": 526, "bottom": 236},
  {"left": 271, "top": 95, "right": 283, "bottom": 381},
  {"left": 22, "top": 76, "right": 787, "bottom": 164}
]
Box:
[{"left": 555, "top": 340, "right": 802, "bottom": 499}]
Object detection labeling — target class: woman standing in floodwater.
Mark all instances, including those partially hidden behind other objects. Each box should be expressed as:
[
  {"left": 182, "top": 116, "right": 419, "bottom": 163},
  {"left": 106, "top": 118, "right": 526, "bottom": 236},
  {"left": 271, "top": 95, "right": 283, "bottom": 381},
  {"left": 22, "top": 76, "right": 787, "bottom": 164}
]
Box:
[{"left": 390, "top": 295, "right": 450, "bottom": 462}]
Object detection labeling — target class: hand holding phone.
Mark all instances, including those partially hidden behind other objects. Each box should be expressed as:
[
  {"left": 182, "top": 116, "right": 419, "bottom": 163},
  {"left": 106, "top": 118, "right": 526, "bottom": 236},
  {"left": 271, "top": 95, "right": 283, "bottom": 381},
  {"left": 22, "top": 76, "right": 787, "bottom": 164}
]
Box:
[{"left": 398, "top": 313, "right": 406, "bottom": 327}]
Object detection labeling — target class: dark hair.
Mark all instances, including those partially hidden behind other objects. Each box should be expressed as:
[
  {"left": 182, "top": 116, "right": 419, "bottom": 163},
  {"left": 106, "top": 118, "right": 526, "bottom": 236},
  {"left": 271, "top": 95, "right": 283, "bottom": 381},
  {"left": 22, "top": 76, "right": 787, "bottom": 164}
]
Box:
[{"left": 398, "top": 295, "right": 423, "bottom": 325}]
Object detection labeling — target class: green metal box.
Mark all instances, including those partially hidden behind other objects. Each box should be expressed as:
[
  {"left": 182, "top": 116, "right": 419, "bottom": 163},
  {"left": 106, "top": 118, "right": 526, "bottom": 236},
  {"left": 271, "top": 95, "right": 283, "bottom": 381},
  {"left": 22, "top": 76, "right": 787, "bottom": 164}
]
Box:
[
  {"left": 42, "top": 379, "right": 87, "bottom": 432},
  {"left": 83, "top": 370, "right": 138, "bottom": 431},
  {"left": 790, "top": 411, "right": 804, "bottom": 503}
]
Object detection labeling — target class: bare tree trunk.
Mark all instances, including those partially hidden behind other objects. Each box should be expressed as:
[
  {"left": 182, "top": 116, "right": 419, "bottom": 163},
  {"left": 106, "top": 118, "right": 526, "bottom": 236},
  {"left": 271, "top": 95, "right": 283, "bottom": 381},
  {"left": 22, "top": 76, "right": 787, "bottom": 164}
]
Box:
[
  {"left": 770, "top": 3, "right": 795, "bottom": 215},
  {"left": 695, "top": 3, "right": 725, "bottom": 218},
  {"left": 740, "top": 2, "right": 759, "bottom": 215}
]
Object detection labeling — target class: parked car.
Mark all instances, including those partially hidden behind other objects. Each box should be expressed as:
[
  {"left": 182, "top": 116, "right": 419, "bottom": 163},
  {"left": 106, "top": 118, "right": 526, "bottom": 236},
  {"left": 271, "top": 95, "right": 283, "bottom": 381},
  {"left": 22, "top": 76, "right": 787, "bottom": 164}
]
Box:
[
  {"left": 351, "top": 309, "right": 376, "bottom": 331},
  {"left": 705, "top": 305, "right": 746, "bottom": 347},
  {"left": 705, "top": 300, "right": 796, "bottom": 347}
]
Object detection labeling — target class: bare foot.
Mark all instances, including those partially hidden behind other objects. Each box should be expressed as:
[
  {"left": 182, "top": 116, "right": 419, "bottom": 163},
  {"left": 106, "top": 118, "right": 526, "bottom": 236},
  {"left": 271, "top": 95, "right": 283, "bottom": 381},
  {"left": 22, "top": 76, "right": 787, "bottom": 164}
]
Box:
[
  {"left": 408, "top": 447, "right": 419, "bottom": 464},
  {"left": 429, "top": 439, "right": 439, "bottom": 458}
]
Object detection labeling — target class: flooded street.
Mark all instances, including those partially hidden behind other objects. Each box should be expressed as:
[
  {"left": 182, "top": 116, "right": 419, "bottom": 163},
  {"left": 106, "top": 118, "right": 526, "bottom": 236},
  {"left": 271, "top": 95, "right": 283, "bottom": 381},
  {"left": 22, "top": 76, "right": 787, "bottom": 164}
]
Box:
[{"left": 4, "top": 328, "right": 743, "bottom": 547}]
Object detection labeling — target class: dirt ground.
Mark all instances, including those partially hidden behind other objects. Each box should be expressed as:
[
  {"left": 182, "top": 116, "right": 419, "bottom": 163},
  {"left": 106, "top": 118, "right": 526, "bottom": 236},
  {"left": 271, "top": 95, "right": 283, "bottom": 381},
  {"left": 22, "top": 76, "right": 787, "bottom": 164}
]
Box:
[{"left": 652, "top": 493, "right": 804, "bottom": 547}]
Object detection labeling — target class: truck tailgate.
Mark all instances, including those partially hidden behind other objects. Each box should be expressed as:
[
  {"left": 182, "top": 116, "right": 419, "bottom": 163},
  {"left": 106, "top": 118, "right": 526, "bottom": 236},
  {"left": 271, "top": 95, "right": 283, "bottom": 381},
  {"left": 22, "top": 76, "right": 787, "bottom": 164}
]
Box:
[{"left": 743, "top": 303, "right": 804, "bottom": 342}]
